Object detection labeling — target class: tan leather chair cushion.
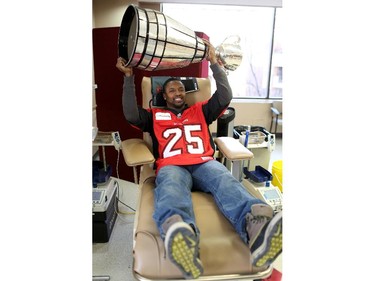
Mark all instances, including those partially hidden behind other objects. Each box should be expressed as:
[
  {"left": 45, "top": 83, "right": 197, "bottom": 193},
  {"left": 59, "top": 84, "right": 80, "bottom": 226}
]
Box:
[{"left": 133, "top": 178, "right": 253, "bottom": 279}]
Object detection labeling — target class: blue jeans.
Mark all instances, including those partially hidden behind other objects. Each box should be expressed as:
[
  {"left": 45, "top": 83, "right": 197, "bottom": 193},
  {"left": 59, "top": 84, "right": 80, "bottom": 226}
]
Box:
[{"left": 153, "top": 160, "right": 266, "bottom": 244}]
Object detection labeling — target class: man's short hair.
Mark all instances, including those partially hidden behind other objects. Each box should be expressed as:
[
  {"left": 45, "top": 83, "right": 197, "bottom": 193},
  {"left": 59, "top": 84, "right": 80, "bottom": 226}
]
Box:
[{"left": 162, "top": 77, "right": 184, "bottom": 93}]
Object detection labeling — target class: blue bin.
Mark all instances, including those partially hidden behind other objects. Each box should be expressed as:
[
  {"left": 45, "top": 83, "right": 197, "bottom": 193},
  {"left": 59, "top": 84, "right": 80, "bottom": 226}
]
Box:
[{"left": 243, "top": 165, "right": 273, "bottom": 183}]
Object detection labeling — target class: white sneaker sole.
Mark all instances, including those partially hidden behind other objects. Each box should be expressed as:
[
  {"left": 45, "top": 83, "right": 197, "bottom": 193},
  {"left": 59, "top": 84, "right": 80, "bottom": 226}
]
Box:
[
  {"left": 252, "top": 211, "right": 282, "bottom": 268},
  {"left": 165, "top": 222, "right": 203, "bottom": 279}
]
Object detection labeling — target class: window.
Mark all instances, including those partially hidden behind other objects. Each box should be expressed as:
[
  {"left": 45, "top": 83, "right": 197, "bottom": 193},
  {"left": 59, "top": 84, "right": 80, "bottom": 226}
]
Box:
[
  {"left": 269, "top": 8, "right": 283, "bottom": 98},
  {"left": 162, "top": 3, "right": 283, "bottom": 99}
]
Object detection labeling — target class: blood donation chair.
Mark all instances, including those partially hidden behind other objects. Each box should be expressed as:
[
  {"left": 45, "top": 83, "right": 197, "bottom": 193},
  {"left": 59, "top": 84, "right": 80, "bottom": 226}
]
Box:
[{"left": 121, "top": 76, "right": 274, "bottom": 280}]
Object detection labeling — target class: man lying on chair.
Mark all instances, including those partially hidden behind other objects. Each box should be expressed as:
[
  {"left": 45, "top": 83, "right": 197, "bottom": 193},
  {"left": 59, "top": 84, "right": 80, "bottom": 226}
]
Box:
[{"left": 116, "top": 39, "right": 282, "bottom": 280}]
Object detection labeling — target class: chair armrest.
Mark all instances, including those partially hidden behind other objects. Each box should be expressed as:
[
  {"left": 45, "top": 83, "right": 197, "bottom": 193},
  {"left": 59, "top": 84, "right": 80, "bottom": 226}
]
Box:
[
  {"left": 214, "top": 137, "right": 254, "bottom": 161},
  {"left": 121, "top": 139, "right": 155, "bottom": 167}
]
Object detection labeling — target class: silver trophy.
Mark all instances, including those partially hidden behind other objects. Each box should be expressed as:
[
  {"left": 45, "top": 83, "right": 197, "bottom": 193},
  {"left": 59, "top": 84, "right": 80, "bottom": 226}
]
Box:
[
  {"left": 215, "top": 35, "right": 243, "bottom": 72},
  {"left": 118, "top": 5, "right": 242, "bottom": 72}
]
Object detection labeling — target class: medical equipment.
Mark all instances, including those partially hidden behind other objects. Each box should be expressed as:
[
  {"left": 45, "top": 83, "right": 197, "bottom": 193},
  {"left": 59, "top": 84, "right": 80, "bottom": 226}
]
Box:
[
  {"left": 93, "top": 177, "right": 119, "bottom": 243},
  {"left": 92, "top": 177, "right": 118, "bottom": 213},
  {"left": 242, "top": 166, "right": 282, "bottom": 213},
  {"left": 93, "top": 131, "right": 122, "bottom": 151},
  {"left": 92, "top": 131, "right": 122, "bottom": 186},
  {"left": 234, "top": 126, "right": 275, "bottom": 172}
]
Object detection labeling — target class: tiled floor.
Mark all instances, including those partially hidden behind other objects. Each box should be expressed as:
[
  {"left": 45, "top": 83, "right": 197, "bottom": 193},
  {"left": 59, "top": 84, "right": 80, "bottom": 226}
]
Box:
[{"left": 93, "top": 137, "right": 282, "bottom": 281}]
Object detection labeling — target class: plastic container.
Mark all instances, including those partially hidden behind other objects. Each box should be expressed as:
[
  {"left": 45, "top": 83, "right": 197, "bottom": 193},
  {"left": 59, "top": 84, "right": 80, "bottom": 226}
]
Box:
[
  {"left": 233, "top": 125, "right": 267, "bottom": 144},
  {"left": 247, "top": 131, "right": 266, "bottom": 144},
  {"left": 93, "top": 161, "right": 112, "bottom": 187},
  {"left": 243, "top": 165, "right": 273, "bottom": 183},
  {"left": 271, "top": 160, "right": 283, "bottom": 192}
]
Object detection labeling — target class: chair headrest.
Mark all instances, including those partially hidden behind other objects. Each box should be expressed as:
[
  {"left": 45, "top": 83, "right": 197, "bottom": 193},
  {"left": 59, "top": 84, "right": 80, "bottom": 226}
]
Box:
[{"left": 151, "top": 76, "right": 199, "bottom": 107}]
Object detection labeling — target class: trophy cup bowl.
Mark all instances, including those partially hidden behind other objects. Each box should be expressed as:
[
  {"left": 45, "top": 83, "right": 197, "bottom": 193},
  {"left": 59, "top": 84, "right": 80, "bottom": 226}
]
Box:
[
  {"left": 216, "top": 35, "right": 243, "bottom": 72},
  {"left": 118, "top": 5, "right": 207, "bottom": 71}
]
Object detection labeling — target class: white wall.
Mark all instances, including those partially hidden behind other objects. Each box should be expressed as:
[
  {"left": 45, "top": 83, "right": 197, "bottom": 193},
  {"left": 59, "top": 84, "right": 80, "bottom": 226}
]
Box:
[
  {"left": 230, "top": 100, "right": 272, "bottom": 129},
  {"left": 93, "top": 0, "right": 135, "bottom": 28},
  {"left": 93, "top": 0, "right": 159, "bottom": 28},
  {"left": 92, "top": 0, "right": 282, "bottom": 133}
]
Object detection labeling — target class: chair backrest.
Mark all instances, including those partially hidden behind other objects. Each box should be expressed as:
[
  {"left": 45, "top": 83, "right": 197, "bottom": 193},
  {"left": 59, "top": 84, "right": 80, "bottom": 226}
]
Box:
[{"left": 141, "top": 76, "right": 212, "bottom": 149}]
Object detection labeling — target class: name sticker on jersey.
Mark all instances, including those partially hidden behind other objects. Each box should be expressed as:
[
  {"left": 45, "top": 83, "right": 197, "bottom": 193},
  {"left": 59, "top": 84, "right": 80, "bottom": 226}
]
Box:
[{"left": 155, "top": 112, "right": 172, "bottom": 120}]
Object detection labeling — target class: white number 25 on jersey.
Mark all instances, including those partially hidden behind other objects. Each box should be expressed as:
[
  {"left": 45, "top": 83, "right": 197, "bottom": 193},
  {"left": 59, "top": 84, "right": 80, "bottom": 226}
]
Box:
[{"left": 163, "top": 125, "right": 204, "bottom": 158}]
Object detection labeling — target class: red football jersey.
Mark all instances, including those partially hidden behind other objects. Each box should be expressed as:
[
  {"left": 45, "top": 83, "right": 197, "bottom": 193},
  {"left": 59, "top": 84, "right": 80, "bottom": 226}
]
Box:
[{"left": 151, "top": 101, "right": 215, "bottom": 172}]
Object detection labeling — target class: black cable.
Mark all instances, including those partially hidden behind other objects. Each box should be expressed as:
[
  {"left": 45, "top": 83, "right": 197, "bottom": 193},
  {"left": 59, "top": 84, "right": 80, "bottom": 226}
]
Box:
[
  {"left": 116, "top": 197, "right": 136, "bottom": 212},
  {"left": 114, "top": 179, "right": 136, "bottom": 212}
]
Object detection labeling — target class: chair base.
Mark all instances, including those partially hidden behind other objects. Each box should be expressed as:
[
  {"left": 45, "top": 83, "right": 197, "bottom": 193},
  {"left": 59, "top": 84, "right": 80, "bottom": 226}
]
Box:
[{"left": 133, "top": 265, "right": 273, "bottom": 281}]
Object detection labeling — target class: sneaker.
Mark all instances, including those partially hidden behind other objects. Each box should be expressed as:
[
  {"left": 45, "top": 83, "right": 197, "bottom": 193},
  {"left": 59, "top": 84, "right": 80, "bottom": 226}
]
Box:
[
  {"left": 165, "top": 221, "right": 203, "bottom": 279},
  {"left": 246, "top": 206, "right": 282, "bottom": 269}
]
